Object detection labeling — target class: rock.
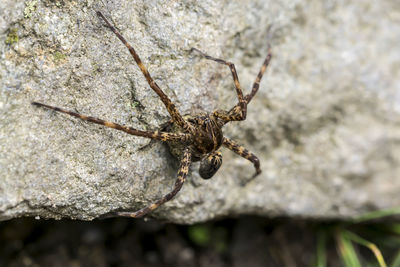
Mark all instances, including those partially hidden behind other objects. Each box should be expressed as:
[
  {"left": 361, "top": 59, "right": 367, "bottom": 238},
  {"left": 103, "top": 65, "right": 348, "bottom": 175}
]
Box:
[{"left": 0, "top": 0, "right": 399, "bottom": 223}]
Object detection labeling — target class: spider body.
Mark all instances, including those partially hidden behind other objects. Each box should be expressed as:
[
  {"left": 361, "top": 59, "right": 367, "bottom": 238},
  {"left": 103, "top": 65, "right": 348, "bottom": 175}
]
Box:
[
  {"left": 166, "top": 113, "right": 224, "bottom": 179},
  {"left": 32, "top": 11, "right": 272, "bottom": 218}
]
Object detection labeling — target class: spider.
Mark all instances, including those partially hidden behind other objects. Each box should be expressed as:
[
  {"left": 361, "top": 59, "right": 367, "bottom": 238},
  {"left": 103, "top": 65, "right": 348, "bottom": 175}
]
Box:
[{"left": 32, "top": 11, "right": 272, "bottom": 218}]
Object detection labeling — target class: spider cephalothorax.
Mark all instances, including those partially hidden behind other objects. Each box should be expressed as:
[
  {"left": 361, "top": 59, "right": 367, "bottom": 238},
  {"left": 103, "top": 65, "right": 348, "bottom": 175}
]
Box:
[
  {"left": 166, "top": 113, "right": 224, "bottom": 179},
  {"left": 187, "top": 113, "right": 224, "bottom": 155},
  {"left": 32, "top": 11, "right": 272, "bottom": 218}
]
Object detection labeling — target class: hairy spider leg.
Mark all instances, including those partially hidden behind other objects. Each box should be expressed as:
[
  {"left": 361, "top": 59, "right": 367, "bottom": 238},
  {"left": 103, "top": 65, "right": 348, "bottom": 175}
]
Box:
[
  {"left": 115, "top": 148, "right": 192, "bottom": 218},
  {"left": 191, "top": 48, "right": 246, "bottom": 115},
  {"left": 245, "top": 44, "right": 272, "bottom": 104},
  {"left": 32, "top": 102, "right": 189, "bottom": 142},
  {"left": 96, "top": 11, "right": 192, "bottom": 132},
  {"left": 191, "top": 45, "right": 272, "bottom": 123},
  {"left": 222, "top": 137, "right": 261, "bottom": 178},
  {"left": 190, "top": 48, "right": 247, "bottom": 122},
  {"left": 228, "top": 45, "right": 272, "bottom": 117}
]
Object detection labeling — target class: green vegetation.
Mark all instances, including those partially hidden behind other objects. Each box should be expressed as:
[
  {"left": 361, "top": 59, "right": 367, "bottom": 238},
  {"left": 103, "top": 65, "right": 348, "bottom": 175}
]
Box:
[
  {"left": 188, "top": 225, "right": 211, "bottom": 246},
  {"left": 53, "top": 51, "right": 67, "bottom": 64},
  {"left": 187, "top": 224, "right": 228, "bottom": 253},
  {"left": 315, "top": 208, "right": 400, "bottom": 267},
  {"left": 5, "top": 28, "right": 19, "bottom": 45}
]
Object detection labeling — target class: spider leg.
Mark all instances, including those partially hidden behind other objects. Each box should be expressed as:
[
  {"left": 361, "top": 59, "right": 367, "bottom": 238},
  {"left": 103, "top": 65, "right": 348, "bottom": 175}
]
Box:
[
  {"left": 226, "top": 45, "right": 272, "bottom": 120},
  {"left": 245, "top": 44, "right": 272, "bottom": 104},
  {"left": 32, "top": 102, "right": 189, "bottom": 142},
  {"left": 191, "top": 48, "right": 248, "bottom": 122},
  {"left": 222, "top": 137, "right": 261, "bottom": 178},
  {"left": 96, "top": 11, "right": 191, "bottom": 132},
  {"left": 115, "top": 148, "right": 192, "bottom": 218}
]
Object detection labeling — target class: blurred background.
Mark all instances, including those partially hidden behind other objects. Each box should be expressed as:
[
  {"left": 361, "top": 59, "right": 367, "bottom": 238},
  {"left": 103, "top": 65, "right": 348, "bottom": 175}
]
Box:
[{"left": 2, "top": 215, "right": 400, "bottom": 266}]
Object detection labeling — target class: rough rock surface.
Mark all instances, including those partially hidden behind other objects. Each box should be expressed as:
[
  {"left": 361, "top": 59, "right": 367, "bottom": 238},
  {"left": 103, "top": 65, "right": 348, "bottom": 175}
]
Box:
[{"left": 0, "top": 0, "right": 399, "bottom": 223}]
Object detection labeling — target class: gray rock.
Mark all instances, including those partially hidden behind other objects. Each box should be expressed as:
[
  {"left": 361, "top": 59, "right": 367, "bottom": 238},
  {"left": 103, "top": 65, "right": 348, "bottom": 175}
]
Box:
[{"left": 0, "top": 0, "right": 399, "bottom": 223}]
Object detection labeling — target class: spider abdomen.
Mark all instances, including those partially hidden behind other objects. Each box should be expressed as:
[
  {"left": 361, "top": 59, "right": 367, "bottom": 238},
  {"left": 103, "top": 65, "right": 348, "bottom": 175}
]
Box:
[{"left": 199, "top": 151, "right": 223, "bottom": 179}]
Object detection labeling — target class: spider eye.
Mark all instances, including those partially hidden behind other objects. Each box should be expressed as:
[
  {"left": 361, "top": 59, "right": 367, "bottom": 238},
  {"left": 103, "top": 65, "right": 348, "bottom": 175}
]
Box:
[{"left": 199, "top": 152, "right": 222, "bottom": 179}]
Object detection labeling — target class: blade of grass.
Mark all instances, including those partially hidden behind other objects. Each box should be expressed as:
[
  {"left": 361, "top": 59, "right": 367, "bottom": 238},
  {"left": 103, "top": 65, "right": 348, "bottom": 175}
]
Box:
[
  {"left": 344, "top": 230, "right": 387, "bottom": 267},
  {"left": 390, "top": 249, "right": 400, "bottom": 267},
  {"left": 336, "top": 229, "right": 361, "bottom": 267},
  {"left": 356, "top": 224, "right": 400, "bottom": 248},
  {"left": 353, "top": 208, "right": 400, "bottom": 223},
  {"left": 316, "top": 230, "right": 327, "bottom": 267}
]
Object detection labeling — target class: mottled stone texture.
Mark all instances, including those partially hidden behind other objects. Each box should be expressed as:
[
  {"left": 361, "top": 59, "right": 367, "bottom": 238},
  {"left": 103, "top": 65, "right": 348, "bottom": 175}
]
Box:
[{"left": 0, "top": 0, "right": 399, "bottom": 223}]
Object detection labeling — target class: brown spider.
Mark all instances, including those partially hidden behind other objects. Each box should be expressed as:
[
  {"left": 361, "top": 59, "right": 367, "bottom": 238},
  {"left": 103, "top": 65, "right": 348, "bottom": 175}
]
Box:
[{"left": 32, "top": 11, "right": 272, "bottom": 218}]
